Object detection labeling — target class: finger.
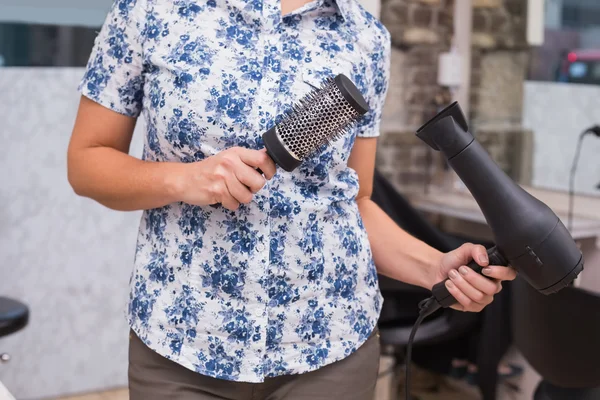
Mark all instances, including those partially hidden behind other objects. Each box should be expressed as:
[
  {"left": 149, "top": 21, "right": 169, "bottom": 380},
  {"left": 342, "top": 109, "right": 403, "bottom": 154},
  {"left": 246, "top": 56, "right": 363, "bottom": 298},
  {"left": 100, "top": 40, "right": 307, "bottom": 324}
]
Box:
[
  {"left": 238, "top": 149, "right": 277, "bottom": 180},
  {"left": 454, "top": 243, "right": 489, "bottom": 267},
  {"left": 448, "top": 268, "right": 493, "bottom": 304},
  {"left": 255, "top": 150, "right": 277, "bottom": 179},
  {"left": 458, "top": 265, "right": 499, "bottom": 296},
  {"left": 482, "top": 266, "right": 518, "bottom": 281},
  {"left": 469, "top": 244, "right": 490, "bottom": 266},
  {"left": 495, "top": 281, "right": 503, "bottom": 294},
  {"left": 213, "top": 182, "right": 240, "bottom": 211},
  {"left": 235, "top": 162, "right": 267, "bottom": 194},
  {"left": 225, "top": 172, "right": 254, "bottom": 205},
  {"left": 444, "top": 279, "right": 483, "bottom": 312}
]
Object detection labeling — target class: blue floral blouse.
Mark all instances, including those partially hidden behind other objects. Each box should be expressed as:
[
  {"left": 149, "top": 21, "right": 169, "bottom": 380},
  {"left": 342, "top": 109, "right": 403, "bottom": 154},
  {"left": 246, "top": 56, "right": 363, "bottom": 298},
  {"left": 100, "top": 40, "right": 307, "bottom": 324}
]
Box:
[{"left": 80, "top": 0, "right": 390, "bottom": 382}]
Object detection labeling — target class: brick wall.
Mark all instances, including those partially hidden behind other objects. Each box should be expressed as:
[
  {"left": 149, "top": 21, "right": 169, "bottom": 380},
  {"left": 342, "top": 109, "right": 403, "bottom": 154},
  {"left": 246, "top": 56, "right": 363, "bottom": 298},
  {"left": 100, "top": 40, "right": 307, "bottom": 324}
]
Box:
[
  {"left": 470, "top": 0, "right": 529, "bottom": 126},
  {"left": 380, "top": 0, "right": 454, "bottom": 129},
  {"left": 378, "top": 0, "right": 454, "bottom": 191},
  {"left": 376, "top": 0, "right": 534, "bottom": 192}
]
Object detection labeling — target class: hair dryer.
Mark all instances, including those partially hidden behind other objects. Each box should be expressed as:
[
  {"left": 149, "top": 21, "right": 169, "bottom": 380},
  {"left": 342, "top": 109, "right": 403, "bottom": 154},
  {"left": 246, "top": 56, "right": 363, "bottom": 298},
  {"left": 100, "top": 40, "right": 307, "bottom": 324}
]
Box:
[
  {"left": 402, "top": 101, "right": 585, "bottom": 400},
  {"left": 417, "top": 101, "right": 584, "bottom": 309}
]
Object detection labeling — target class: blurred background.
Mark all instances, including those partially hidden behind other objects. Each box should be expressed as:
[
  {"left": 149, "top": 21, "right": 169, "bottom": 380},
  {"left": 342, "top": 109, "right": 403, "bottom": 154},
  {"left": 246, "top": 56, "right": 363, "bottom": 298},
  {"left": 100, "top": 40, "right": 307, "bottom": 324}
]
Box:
[{"left": 1, "top": 1, "right": 599, "bottom": 400}]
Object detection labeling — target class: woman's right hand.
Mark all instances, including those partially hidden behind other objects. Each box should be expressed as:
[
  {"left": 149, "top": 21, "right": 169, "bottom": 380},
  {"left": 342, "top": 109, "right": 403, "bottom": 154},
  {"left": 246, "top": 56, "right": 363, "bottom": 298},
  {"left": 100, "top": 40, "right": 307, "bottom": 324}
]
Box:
[{"left": 173, "top": 147, "right": 277, "bottom": 211}]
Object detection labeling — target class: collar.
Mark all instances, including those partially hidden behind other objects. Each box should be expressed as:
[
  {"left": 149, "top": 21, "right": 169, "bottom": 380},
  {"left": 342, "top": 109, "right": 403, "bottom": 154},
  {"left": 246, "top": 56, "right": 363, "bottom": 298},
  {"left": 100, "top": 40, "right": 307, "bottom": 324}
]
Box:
[
  {"left": 332, "top": 0, "right": 352, "bottom": 22},
  {"left": 282, "top": 0, "right": 351, "bottom": 23}
]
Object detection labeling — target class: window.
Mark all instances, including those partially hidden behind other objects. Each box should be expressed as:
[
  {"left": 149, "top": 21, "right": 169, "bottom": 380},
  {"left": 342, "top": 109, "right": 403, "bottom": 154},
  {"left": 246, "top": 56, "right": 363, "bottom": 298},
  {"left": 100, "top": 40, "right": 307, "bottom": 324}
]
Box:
[
  {"left": 528, "top": 0, "right": 600, "bottom": 86},
  {"left": 562, "top": 5, "right": 600, "bottom": 28},
  {"left": 0, "top": 23, "right": 99, "bottom": 67},
  {"left": 0, "top": 0, "right": 112, "bottom": 67}
]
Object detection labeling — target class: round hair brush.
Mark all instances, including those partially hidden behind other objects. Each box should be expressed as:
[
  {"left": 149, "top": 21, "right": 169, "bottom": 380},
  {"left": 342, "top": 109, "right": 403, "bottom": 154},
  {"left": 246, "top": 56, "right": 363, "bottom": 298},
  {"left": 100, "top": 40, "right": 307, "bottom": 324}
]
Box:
[{"left": 262, "top": 74, "right": 369, "bottom": 172}]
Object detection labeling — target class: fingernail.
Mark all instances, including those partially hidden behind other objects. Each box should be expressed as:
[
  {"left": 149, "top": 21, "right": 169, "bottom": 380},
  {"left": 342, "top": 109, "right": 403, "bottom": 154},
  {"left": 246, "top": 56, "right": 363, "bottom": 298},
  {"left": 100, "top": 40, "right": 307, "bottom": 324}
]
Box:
[
  {"left": 480, "top": 254, "right": 489, "bottom": 264},
  {"left": 449, "top": 270, "right": 459, "bottom": 279},
  {"left": 459, "top": 266, "right": 469, "bottom": 276},
  {"left": 482, "top": 268, "right": 492, "bottom": 276},
  {"left": 446, "top": 280, "right": 455, "bottom": 289}
]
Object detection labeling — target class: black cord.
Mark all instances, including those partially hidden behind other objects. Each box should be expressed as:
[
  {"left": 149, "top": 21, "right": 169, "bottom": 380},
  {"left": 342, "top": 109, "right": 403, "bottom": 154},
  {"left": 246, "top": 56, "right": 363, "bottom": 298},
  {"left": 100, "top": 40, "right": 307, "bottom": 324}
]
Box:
[
  {"left": 568, "top": 127, "right": 600, "bottom": 232},
  {"left": 404, "top": 293, "right": 530, "bottom": 399},
  {"left": 404, "top": 297, "right": 441, "bottom": 400}
]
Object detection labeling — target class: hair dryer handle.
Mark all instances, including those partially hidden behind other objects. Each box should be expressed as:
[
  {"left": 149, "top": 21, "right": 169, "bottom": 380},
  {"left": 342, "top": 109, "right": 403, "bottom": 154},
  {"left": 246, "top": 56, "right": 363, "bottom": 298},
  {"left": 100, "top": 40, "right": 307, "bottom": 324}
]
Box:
[{"left": 432, "top": 246, "right": 509, "bottom": 308}]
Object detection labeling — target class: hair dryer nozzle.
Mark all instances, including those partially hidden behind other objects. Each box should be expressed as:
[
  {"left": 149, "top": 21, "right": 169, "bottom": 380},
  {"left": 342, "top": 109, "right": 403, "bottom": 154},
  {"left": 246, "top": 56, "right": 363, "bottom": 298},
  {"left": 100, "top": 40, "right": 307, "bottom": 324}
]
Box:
[{"left": 416, "top": 102, "right": 472, "bottom": 159}]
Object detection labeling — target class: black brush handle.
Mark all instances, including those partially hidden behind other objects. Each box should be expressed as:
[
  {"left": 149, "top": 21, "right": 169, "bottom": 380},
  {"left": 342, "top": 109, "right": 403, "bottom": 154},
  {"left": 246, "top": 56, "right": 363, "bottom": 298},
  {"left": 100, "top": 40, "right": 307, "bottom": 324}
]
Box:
[{"left": 432, "top": 246, "right": 509, "bottom": 308}]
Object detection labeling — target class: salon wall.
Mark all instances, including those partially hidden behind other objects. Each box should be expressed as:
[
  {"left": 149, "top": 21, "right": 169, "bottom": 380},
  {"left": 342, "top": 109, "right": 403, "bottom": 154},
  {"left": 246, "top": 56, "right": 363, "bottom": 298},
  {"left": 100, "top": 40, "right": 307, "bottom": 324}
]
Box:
[
  {"left": 0, "top": 68, "right": 144, "bottom": 399},
  {"left": 522, "top": 81, "right": 600, "bottom": 197}
]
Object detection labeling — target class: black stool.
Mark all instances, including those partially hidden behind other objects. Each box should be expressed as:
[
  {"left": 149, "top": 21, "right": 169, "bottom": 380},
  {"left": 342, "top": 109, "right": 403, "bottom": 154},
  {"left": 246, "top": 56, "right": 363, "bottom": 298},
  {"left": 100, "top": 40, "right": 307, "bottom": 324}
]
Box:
[{"left": 0, "top": 296, "right": 29, "bottom": 363}]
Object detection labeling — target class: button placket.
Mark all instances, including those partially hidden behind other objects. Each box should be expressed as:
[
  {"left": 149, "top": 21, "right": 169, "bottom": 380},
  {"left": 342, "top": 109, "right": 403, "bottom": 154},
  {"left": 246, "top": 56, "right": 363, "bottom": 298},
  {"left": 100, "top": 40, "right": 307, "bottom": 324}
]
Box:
[{"left": 246, "top": 0, "right": 281, "bottom": 374}]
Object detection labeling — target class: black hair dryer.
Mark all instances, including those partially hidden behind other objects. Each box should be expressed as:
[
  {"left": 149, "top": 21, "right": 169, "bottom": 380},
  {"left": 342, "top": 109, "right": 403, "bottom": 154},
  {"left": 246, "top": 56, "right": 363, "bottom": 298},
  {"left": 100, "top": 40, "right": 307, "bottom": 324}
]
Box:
[{"left": 416, "top": 102, "right": 584, "bottom": 308}]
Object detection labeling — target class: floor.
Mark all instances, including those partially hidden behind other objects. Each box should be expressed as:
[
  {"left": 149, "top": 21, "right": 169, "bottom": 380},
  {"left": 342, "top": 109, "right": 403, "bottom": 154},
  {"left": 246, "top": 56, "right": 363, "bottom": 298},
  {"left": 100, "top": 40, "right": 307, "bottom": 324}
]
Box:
[
  {"left": 55, "top": 351, "right": 539, "bottom": 400},
  {"left": 58, "top": 389, "right": 128, "bottom": 400},
  {"left": 374, "top": 352, "right": 537, "bottom": 400}
]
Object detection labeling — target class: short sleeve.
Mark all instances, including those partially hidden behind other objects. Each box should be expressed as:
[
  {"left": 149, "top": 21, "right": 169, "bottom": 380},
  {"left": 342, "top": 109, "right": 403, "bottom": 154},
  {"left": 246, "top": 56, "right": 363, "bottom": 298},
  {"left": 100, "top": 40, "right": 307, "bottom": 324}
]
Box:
[
  {"left": 355, "top": 30, "right": 391, "bottom": 138},
  {"left": 78, "top": 0, "right": 147, "bottom": 117}
]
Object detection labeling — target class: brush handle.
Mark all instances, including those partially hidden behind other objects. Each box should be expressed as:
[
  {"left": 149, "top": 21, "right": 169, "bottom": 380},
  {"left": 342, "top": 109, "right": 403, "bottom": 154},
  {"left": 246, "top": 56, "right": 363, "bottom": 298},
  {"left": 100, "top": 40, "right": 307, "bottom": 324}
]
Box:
[{"left": 432, "top": 246, "right": 509, "bottom": 308}]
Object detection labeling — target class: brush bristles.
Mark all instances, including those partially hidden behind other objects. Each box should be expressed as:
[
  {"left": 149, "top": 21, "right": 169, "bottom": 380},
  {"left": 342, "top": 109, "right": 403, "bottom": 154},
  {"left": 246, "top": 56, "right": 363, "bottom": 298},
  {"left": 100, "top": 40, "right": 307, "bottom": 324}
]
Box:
[{"left": 275, "top": 77, "right": 362, "bottom": 161}]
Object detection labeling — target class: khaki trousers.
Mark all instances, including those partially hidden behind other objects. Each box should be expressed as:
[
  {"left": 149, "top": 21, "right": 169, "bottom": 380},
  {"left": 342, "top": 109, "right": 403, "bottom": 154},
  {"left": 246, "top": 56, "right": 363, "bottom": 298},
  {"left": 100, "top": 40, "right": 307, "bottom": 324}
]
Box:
[{"left": 128, "top": 328, "right": 381, "bottom": 400}]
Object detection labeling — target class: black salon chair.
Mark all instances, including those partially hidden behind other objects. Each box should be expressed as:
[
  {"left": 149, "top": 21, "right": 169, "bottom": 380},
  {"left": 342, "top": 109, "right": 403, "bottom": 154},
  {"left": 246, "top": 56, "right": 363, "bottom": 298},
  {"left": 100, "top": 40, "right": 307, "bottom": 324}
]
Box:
[
  {"left": 0, "top": 296, "right": 29, "bottom": 363},
  {"left": 511, "top": 277, "right": 600, "bottom": 400}
]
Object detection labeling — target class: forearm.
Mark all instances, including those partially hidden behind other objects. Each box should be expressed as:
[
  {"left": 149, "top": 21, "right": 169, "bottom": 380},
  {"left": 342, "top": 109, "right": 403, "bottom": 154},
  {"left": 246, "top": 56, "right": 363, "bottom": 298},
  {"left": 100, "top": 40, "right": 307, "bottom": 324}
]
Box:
[
  {"left": 68, "top": 147, "right": 183, "bottom": 212},
  {"left": 358, "top": 198, "right": 442, "bottom": 290}
]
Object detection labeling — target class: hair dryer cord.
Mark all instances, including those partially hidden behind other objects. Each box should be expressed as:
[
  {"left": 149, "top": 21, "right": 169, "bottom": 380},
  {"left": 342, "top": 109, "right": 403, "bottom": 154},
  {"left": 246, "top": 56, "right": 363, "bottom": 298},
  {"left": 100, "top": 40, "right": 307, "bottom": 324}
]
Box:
[
  {"left": 404, "top": 297, "right": 441, "bottom": 400},
  {"left": 569, "top": 126, "right": 600, "bottom": 232}
]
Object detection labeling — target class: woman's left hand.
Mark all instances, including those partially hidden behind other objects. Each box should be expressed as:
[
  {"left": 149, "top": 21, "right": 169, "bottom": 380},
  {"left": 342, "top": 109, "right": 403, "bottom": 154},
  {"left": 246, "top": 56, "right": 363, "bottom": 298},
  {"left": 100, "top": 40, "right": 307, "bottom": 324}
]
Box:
[{"left": 432, "top": 243, "right": 518, "bottom": 312}]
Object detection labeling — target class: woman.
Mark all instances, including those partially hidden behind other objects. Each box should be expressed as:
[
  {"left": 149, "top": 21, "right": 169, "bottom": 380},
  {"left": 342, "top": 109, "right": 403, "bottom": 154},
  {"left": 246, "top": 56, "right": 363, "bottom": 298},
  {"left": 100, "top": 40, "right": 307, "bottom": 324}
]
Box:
[{"left": 67, "top": 0, "right": 517, "bottom": 399}]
